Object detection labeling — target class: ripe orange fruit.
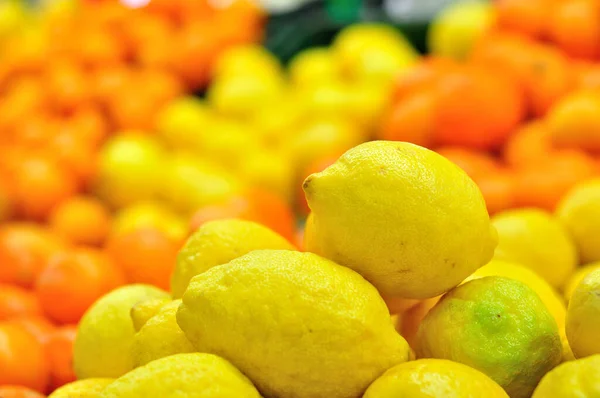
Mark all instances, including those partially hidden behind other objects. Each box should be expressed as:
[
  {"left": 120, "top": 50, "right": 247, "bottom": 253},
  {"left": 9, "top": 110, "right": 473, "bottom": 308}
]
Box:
[
  {"left": 0, "top": 77, "right": 48, "bottom": 134},
  {"left": 34, "top": 248, "right": 125, "bottom": 324},
  {"left": 47, "top": 127, "right": 99, "bottom": 189},
  {"left": 49, "top": 196, "right": 112, "bottom": 247},
  {"left": 171, "top": 23, "right": 219, "bottom": 89},
  {"left": 105, "top": 227, "right": 179, "bottom": 291},
  {"left": 0, "top": 284, "right": 42, "bottom": 321},
  {"left": 0, "top": 386, "right": 46, "bottom": 398},
  {"left": 43, "top": 58, "right": 91, "bottom": 113},
  {"left": 8, "top": 315, "right": 55, "bottom": 345},
  {"left": 45, "top": 325, "right": 77, "bottom": 391},
  {"left": 0, "top": 223, "right": 67, "bottom": 288},
  {"left": 190, "top": 188, "right": 296, "bottom": 242},
  {"left": 0, "top": 322, "right": 50, "bottom": 393},
  {"left": 76, "top": 26, "right": 128, "bottom": 68},
  {"left": 435, "top": 147, "right": 500, "bottom": 182},
  {"left": 433, "top": 64, "right": 524, "bottom": 150},
  {"left": 91, "top": 64, "right": 133, "bottom": 106},
  {"left": 476, "top": 170, "right": 517, "bottom": 215},
  {"left": 392, "top": 57, "right": 456, "bottom": 103},
  {"left": 495, "top": 0, "right": 552, "bottom": 38},
  {"left": 574, "top": 61, "right": 600, "bottom": 90},
  {"left": 548, "top": 0, "right": 600, "bottom": 59},
  {"left": 503, "top": 120, "right": 553, "bottom": 168}
]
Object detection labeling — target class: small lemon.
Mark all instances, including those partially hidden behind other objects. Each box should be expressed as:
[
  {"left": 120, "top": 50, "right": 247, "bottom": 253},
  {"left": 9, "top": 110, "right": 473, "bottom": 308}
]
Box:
[
  {"left": 171, "top": 219, "right": 295, "bottom": 298},
  {"left": 155, "top": 96, "right": 211, "bottom": 152},
  {"left": 48, "top": 378, "right": 114, "bottom": 398},
  {"left": 99, "top": 353, "right": 261, "bottom": 398},
  {"left": 428, "top": 0, "right": 495, "bottom": 60},
  {"left": 533, "top": 354, "right": 600, "bottom": 397},
  {"left": 111, "top": 201, "right": 188, "bottom": 242},
  {"left": 564, "top": 262, "right": 600, "bottom": 303},
  {"left": 213, "top": 44, "right": 283, "bottom": 81},
  {"left": 288, "top": 47, "right": 340, "bottom": 87},
  {"left": 417, "top": 276, "right": 562, "bottom": 398},
  {"left": 237, "top": 149, "right": 294, "bottom": 202},
  {"left": 130, "top": 297, "right": 171, "bottom": 332},
  {"left": 177, "top": 249, "right": 410, "bottom": 398},
  {"left": 73, "top": 284, "right": 170, "bottom": 379},
  {"left": 492, "top": 208, "right": 578, "bottom": 289},
  {"left": 131, "top": 300, "right": 195, "bottom": 367},
  {"left": 364, "top": 359, "right": 508, "bottom": 398},
  {"left": 556, "top": 179, "right": 600, "bottom": 263},
  {"left": 566, "top": 269, "right": 600, "bottom": 358},
  {"left": 303, "top": 141, "right": 496, "bottom": 299}
]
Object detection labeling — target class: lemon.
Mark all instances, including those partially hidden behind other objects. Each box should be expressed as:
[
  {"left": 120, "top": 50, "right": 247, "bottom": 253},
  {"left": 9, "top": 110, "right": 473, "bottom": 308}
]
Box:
[
  {"left": 556, "top": 179, "right": 600, "bottom": 263},
  {"left": 131, "top": 300, "right": 195, "bottom": 367},
  {"left": 213, "top": 44, "right": 283, "bottom": 82},
  {"left": 95, "top": 135, "right": 167, "bottom": 208},
  {"left": 466, "top": 259, "right": 573, "bottom": 361},
  {"left": 130, "top": 297, "right": 171, "bottom": 332},
  {"left": 303, "top": 141, "right": 496, "bottom": 299},
  {"left": 417, "top": 276, "right": 562, "bottom": 398},
  {"left": 155, "top": 96, "right": 211, "bottom": 152},
  {"left": 171, "top": 219, "right": 295, "bottom": 298},
  {"left": 48, "top": 378, "right": 114, "bottom": 398},
  {"left": 111, "top": 201, "right": 188, "bottom": 242},
  {"left": 564, "top": 262, "right": 600, "bottom": 302},
  {"left": 428, "top": 0, "right": 495, "bottom": 60},
  {"left": 492, "top": 208, "right": 578, "bottom": 289},
  {"left": 177, "top": 249, "right": 410, "bottom": 398},
  {"left": 333, "top": 23, "right": 418, "bottom": 84},
  {"left": 289, "top": 47, "right": 340, "bottom": 87},
  {"left": 566, "top": 269, "right": 600, "bottom": 358},
  {"left": 251, "top": 98, "right": 305, "bottom": 149},
  {"left": 73, "top": 284, "right": 170, "bottom": 379},
  {"left": 364, "top": 359, "right": 508, "bottom": 398},
  {"left": 99, "top": 353, "right": 261, "bottom": 398},
  {"left": 238, "top": 149, "right": 294, "bottom": 202},
  {"left": 533, "top": 354, "right": 600, "bottom": 397}
]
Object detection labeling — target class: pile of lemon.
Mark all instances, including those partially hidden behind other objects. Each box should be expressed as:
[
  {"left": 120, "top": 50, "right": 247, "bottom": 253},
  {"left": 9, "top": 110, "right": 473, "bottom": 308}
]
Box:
[{"left": 45, "top": 139, "right": 600, "bottom": 398}]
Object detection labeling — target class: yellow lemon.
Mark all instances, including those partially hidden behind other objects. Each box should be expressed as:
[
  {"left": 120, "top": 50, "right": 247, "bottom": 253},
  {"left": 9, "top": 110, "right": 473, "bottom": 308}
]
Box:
[
  {"left": 111, "top": 201, "right": 188, "bottom": 242},
  {"left": 177, "top": 249, "right": 410, "bottom": 398},
  {"left": 533, "top": 354, "right": 600, "bottom": 397},
  {"left": 566, "top": 269, "right": 600, "bottom": 358},
  {"left": 564, "top": 262, "right": 600, "bottom": 303},
  {"left": 130, "top": 297, "right": 171, "bottom": 332},
  {"left": 237, "top": 149, "right": 294, "bottom": 202},
  {"left": 364, "top": 359, "right": 508, "bottom": 398},
  {"left": 99, "top": 353, "right": 261, "bottom": 398},
  {"left": 417, "top": 276, "right": 562, "bottom": 398},
  {"left": 171, "top": 219, "right": 295, "bottom": 298},
  {"left": 556, "top": 179, "right": 600, "bottom": 263},
  {"left": 155, "top": 96, "right": 211, "bottom": 152},
  {"left": 492, "top": 208, "right": 578, "bottom": 289},
  {"left": 213, "top": 44, "right": 283, "bottom": 81},
  {"left": 131, "top": 300, "right": 195, "bottom": 367},
  {"left": 73, "top": 284, "right": 170, "bottom": 379},
  {"left": 48, "top": 378, "right": 114, "bottom": 398},
  {"left": 303, "top": 141, "right": 496, "bottom": 299},
  {"left": 289, "top": 47, "right": 341, "bottom": 87}
]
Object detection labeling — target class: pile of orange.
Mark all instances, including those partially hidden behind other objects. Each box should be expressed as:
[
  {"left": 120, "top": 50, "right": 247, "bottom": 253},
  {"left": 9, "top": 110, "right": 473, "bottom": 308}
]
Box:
[{"left": 378, "top": 0, "right": 600, "bottom": 215}]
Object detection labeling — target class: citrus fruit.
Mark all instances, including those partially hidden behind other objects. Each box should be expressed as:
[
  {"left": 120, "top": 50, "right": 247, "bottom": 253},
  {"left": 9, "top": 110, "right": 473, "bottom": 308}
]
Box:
[
  {"left": 111, "top": 201, "right": 187, "bottom": 243},
  {"left": 0, "top": 386, "right": 46, "bottom": 398},
  {"left": 564, "top": 262, "right": 600, "bottom": 302},
  {"left": 130, "top": 297, "right": 171, "bottom": 332},
  {"left": 73, "top": 284, "right": 170, "bottom": 379},
  {"left": 548, "top": 0, "right": 600, "bottom": 59},
  {"left": 0, "top": 284, "right": 42, "bottom": 320},
  {"left": 547, "top": 90, "right": 600, "bottom": 152},
  {"left": 46, "top": 325, "right": 77, "bottom": 390},
  {"left": 363, "top": 359, "right": 508, "bottom": 398},
  {"left": 417, "top": 276, "right": 562, "bottom": 398},
  {"left": 155, "top": 96, "right": 210, "bottom": 152},
  {"left": 566, "top": 269, "right": 600, "bottom": 358},
  {"left": 532, "top": 354, "right": 600, "bottom": 397},
  {"left": 99, "top": 353, "right": 260, "bottom": 398},
  {"left": 48, "top": 196, "right": 111, "bottom": 246},
  {"left": 288, "top": 47, "right": 340, "bottom": 87},
  {"left": 48, "top": 378, "right": 114, "bottom": 398},
  {"left": 7, "top": 315, "right": 55, "bottom": 345},
  {"left": 492, "top": 208, "right": 577, "bottom": 289},
  {"left": 171, "top": 219, "right": 294, "bottom": 298},
  {"left": 303, "top": 141, "right": 496, "bottom": 299},
  {"left": 177, "top": 249, "right": 410, "bottom": 398}
]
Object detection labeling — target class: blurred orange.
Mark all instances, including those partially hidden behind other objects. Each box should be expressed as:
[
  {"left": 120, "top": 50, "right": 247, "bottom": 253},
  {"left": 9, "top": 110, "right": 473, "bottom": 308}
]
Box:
[
  {"left": 495, "top": 0, "right": 552, "bottom": 38},
  {"left": 435, "top": 147, "right": 500, "bottom": 181},
  {"left": 548, "top": 0, "right": 600, "bottom": 59},
  {"left": 34, "top": 248, "right": 125, "bottom": 324},
  {"left": 0, "top": 386, "right": 46, "bottom": 398},
  {"left": 49, "top": 196, "right": 112, "bottom": 247},
  {"left": 76, "top": 26, "right": 129, "bottom": 68},
  {"left": 91, "top": 64, "right": 133, "bottom": 106},
  {"left": 47, "top": 127, "right": 99, "bottom": 188},
  {"left": 190, "top": 188, "right": 296, "bottom": 243},
  {"left": 433, "top": 64, "right": 524, "bottom": 150},
  {"left": 43, "top": 58, "right": 92, "bottom": 113},
  {"left": 171, "top": 23, "right": 220, "bottom": 89},
  {"left": 378, "top": 91, "right": 436, "bottom": 147},
  {"left": 8, "top": 315, "right": 55, "bottom": 345},
  {"left": 503, "top": 120, "right": 553, "bottom": 167},
  {"left": 0, "top": 323, "right": 50, "bottom": 393},
  {"left": 105, "top": 227, "right": 179, "bottom": 291},
  {"left": 0, "top": 223, "right": 67, "bottom": 288},
  {"left": 0, "top": 77, "right": 48, "bottom": 134},
  {"left": 476, "top": 170, "right": 517, "bottom": 215},
  {"left": 392, "top": 57, "right": 456, "bottom": 103},
  {"left": 45, "top": 325, "right": 77, "bottom": 391},
  {"left": 0, "top": 284, "right": 42, "bottom": 321}
]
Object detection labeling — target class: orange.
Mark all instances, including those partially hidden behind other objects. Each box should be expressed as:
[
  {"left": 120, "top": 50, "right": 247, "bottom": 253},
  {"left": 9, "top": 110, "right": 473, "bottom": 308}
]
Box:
[
  {"left": 67, "top": 105, "right": 110, "bottom": 149},
  {"left": 0, "top": 322, "right": 50, "bottom": 393},
  {"left": 495, "top": 0, "right": 552, "bottom": 38},
  {"left": 433, "top": 64, "right": 524, "bottom": 150},
  {"left": 0, "top": 77, "right": 48, "bottom": 134},
  {"left": 43, "top": 58, "right": 91, "bottom": 113},
  {"left": 0, "top": 223, "right": 67, "bottom": 288},
  {"left": 34, "top": 248, "right": 125, "bottom": 324},
  {"left": 0, "top": 284, "right": 42, "bottom": 321},
  {"left": 91, "top": 64, "right": 133, "bottom": 106},
  {"left": 189, "top": 187, "right": 296, "bottom": 243},
  {"left": 0, "top": 386, "right": 46, "bottom": 398},
  {"left": 377, "top": 90, "right": 436, "bottom": 147},
  {"left": 435, "top": 147, "right": 500, "bottom": 182},
  {"left": 11, "top": 155, "right": 78, "bottom": 220},
  {"left": 76, "top": 26, "right": 128, "bottom": 68},
  {"left": 503, "top": 120, "right": 553, "bottom": 168},
  {"left": 8, "top": 315, "right": 55, "bottom": 345},
  {"left": 45, "top": 325, "right": 77, "bottom": 391},
  {"left": 171, "top": 22, "right": 220, "bottom": 89},
  {"left": 105, "top": 227, "right": 179, "bottom": 291},
  {"left": 574, "top": 61, "right": 600, "bottom": 90},
  {"left": 392, "top": 57, "right": 456, "bottom": 103},
  {"left": 11, "top": 114, "right": 59, "bottom": 150},
  {"left": 49, "top": 196, "right": 112, "bottom": 247},
  {"left": 476, "top": 170, "right": 517, "bottom": 215},
  {"left": 548, "top": 0, "right": 600, "bottom": 59},
  {"left": 126, "top": 13, "right": 176, "bottom": 70},
  {"left": 47, "top": 127, "right": 98, "bottom": 189}
]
